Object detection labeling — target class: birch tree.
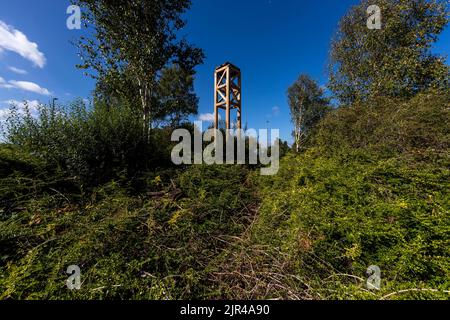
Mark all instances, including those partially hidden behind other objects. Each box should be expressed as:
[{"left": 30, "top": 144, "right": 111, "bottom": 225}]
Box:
[
  {"left": 74, "top": 0, "right": 204, "bottom": 138},
  {"left": 288, "top": 75, "right": 330, "bottom": 152}
]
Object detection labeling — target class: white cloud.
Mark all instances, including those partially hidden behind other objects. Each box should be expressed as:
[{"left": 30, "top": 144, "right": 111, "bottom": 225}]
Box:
[
  {"left": 198, "top": 113, "right": 220, "bottom": 122},
  {"left": 8, "top": 66, "right": 27, "bottom": 75},
  {"left": 8, "top": 80, "right": 50, "bottom": 95},
  {"left": 0, "top": 76, "right": 13, "bottom": 89},
  {"left": 0, "top": 20, "right": 46, "bottom": 68},
  {"left": 1, "top": 79, "right": 51, "bottom": 95}
]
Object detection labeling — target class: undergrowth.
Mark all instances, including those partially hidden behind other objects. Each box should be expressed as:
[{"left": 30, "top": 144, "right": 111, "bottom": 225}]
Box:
[{"left": 0, "top": 91, "right": 449, "bottom": 300}]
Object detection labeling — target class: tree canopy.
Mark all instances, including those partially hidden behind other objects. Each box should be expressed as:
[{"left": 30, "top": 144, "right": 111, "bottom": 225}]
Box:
[
  {"left": 74, "top": 0, "right": 204, "bottom": 133},
  {"left": 329, "top": 0, "right": 450, "bottom": 104}
]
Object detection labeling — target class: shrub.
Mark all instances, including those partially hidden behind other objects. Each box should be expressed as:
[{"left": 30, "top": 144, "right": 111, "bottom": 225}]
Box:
[
  {"left": 0, "top": 165, "right": 258, "bottom": 299},
  {"left": 312, "top": 90, "right": 450, "bottom": 156},
  {"left": 3, "top": 100, "right": 171, "bottom": 188},
  {"left": 213, "top": 91, "right": 450, "bottom": 300}
]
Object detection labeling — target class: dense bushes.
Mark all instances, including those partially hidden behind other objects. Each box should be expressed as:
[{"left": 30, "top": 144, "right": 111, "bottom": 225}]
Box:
[
  {"left": 0, "top": 90, "right": 449, "bottom": 300},
  {"left": 212, "top": 91, "right": 450, "bottom": 299},
  {"left": 0, "top": 165, "right": 258, "bottom": 299},
  {"left": 3, "top": 100, "right": 174, "bottom": 188},
  {"left": 235, "top": 149, "right": 450, "bottom": 299},
  {"left": 312, "top": 90, "right": 450, "bottom": 155}
]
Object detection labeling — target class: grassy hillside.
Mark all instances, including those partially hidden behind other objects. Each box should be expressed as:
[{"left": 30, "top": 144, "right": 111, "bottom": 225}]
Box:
[
  {"left": 0, "top": 91, "right": 449, "bottom": 300},
  {"left": 214, "top": 91, "right": 450, "bottom": 299},
  {"left": 0, "top": 163, "right": 259, "bottom": 299}
]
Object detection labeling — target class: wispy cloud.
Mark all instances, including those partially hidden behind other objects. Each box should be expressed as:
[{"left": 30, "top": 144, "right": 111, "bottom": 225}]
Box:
[
  {"left": 8, "top": 80, "right": 50, "bottom": 95},
  {"left": 8, "top": 66, "right": 27, "bottom": 75},
  {"left": 0, "top": 20, "right": 46, "bottom": 68},
  {"left": 0, "top": 76, "right": 13, "bottom": 89},
  {"left": 198, "top": 113, "right": 220, "bottom": 122},
  {"left": 0, "top": 77, "right": 51, "bottom": 95}
]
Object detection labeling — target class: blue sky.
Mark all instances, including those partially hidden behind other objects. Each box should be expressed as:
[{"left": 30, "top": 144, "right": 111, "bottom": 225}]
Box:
[{"left": 0, "top": 0, "right": 449, "bottom": 143}]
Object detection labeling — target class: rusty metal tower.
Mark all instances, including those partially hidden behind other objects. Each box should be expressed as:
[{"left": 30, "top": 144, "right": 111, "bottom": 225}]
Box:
[{"left": 214, "top": 62, "right": 242, "bottom": 131}]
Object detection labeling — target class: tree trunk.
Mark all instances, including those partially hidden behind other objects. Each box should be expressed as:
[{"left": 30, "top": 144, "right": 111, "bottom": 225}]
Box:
[
  {"left": 138, "top": 78, "right": 151, "bottom": 142},
  {"left": 295, "top": 112, "right": 303, "bottom": 153},
  {"left": 295, "top": 126, "right": 301, "bottom": 153}
]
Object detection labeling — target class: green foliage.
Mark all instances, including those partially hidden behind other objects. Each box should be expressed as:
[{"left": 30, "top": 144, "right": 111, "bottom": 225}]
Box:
[
  {"left": 313, "top": 90, "right": 450, "bottom": 154},
  {"left": 154, "top": 64, "right": 199, "bottom": 127},
  {"left": 1, "top": 91, "right": 448, "bottom": 300},
  {"left": 0, "top": 165, "right": 258, "bottom": 299},
  {"left": 4, "top": 100, "right": 161, "bottom": 188},
  {"left": 214, "top": 91, "right": 450, "bottom": 300},
  {"left": 251, "top": 150, "right": 449, "bottom": 299},
  {"left": 0, "top": 0, "right": 448, "bottom": 299},
  {"left": 0, "top": 144, "right": 58, "bottom": 219},
  {"left": 329, "top": 0, "right": 450, "bottom": 104},
  {"left": 75, "top": 0, "right": 204, "bottom": 131}
]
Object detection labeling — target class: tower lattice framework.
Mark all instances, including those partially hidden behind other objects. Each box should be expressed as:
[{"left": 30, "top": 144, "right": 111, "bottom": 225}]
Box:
[{"left": 214, "top": 62, "right": 242, "bottom": 131}]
